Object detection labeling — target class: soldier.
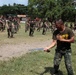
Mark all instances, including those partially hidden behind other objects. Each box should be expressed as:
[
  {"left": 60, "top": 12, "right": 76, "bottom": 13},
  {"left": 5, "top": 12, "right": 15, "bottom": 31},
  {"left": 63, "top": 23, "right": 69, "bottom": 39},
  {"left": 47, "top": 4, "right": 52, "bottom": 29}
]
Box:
[
  {"left": 36, "top": 19, "right": 42, "bottom": 32},
  {"left": 0, "top": 15, "right": 5, "bottom": 32},
  {"left": 2, "top": 16, "right": 6, "bottom": 31},
  {"left": 42, "top": 21, "right": 47, "bottom": 35},
  {"left": 74, "top": 23, "right": 76, "bottom": 31},
  {"left": 70, "top": 23, "right": 73, "bottom": 30},
  {"left": 51, "top": 22, "right": 56, "bottom": 33},
  {"left": 25, "top": 20, "right": 30, "bottom": 32},
  {"left": 6, "top": 16, "right": 14, "bottom": 38},
  {"left": 13, "top": 17, "right": 19, "bottom": 33},
  {"left": 44, "top": 19, "right": 74, "bottom": 75},
  {"left": 65, "top": 22, "right": 68, "bottom": 27},
  {"left": 29, "top": 20, "right": 35, "bottom": 36},
  {"left": 37, "top": 22, "right": 41, "bottom": 32},
  {"left": 0, "top": 19, "right": 3, "bottom": 32}
]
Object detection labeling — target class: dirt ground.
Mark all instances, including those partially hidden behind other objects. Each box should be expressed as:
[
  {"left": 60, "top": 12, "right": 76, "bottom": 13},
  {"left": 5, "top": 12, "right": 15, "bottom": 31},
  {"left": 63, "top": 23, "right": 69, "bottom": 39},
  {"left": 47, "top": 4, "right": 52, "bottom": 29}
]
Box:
[{"left": 0, "top": 40, "right": 51, "bottom": 61}]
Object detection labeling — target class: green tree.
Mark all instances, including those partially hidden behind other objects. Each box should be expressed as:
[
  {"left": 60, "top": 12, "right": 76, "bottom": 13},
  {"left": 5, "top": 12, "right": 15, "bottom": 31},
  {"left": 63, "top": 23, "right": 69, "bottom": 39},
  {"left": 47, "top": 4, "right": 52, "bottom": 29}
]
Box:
[{"left": 28, "top": 0, "right": 75, "bottom": 21}]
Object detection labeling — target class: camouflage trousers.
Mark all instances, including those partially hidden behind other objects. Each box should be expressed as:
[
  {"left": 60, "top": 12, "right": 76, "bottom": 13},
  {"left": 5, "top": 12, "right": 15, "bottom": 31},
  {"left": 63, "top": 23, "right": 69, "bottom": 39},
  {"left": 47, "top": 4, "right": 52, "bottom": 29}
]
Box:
[
  {"left": 42, "top": 28, "right": 46, "bottom": 35},
  {"left": 29, "top": 28, "right": 34, "bottom": 36},
  {"left": 53, "top": 49, "right": 74, "bottom": 75},
  {"left": 7, "top": 28, "right": 14, "bottom": 38}
]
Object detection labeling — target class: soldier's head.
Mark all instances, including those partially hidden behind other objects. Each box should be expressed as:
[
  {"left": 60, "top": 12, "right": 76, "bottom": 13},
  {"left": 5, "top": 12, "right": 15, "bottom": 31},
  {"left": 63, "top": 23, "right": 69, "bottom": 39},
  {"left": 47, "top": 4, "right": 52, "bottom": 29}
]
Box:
[{"left": 55, "top": 19, "right": 64, "bottom": 31}]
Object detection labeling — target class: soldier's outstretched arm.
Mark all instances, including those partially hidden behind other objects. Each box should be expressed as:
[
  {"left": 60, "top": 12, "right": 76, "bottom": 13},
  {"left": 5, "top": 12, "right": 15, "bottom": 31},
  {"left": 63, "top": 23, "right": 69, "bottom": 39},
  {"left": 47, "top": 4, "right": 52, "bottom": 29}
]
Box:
[{"left": 44, "top": 40, "right": 56, "bottom": 52}]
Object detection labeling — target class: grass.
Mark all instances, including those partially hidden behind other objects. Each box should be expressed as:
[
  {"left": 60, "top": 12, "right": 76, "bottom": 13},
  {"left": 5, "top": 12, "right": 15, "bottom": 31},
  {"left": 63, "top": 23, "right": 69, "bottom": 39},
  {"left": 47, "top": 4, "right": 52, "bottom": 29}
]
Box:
[
  {"left": 0, "top": 51, "right": 54, "bottom": 75},
  {"left": 0, "top": 23, "right": 76, "bottom": 75}
]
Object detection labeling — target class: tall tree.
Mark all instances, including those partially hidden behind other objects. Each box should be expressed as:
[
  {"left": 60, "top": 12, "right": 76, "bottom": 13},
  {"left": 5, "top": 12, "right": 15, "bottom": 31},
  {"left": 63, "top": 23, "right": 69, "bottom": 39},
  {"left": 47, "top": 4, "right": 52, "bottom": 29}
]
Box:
[{"left": 28, "top": 0, "right": 75, "bottom": 21}]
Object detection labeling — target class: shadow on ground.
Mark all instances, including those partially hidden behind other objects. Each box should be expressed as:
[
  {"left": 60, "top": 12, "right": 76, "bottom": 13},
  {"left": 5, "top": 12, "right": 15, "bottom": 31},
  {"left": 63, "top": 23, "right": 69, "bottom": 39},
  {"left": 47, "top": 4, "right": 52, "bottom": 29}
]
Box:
[{"left": 40, "top": 67, "right": 63, "bottom": 75}]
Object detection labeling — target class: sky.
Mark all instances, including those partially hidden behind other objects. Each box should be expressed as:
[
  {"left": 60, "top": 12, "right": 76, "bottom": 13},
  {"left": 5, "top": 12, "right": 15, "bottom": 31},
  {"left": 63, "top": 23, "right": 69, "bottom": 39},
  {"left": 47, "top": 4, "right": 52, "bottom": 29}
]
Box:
[{"left": 0, "top": 0, "right": 28, "bottom": 6}]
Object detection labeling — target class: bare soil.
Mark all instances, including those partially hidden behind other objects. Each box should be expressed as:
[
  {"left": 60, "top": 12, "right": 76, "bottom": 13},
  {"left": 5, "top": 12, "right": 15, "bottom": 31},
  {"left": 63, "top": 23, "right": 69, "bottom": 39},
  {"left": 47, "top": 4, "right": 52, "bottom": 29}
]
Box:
[{"left": 0, "top": 40, "right": 51, "bottom": 61}]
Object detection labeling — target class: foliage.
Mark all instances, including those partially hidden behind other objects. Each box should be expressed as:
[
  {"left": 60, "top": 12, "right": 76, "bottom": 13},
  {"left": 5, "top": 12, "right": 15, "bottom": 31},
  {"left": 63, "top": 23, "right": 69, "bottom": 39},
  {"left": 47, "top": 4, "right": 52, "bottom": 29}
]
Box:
[
  {"left": 28, "top": 0, "right": 75, "bottom": 21},
  {"left": 0, "top": 0, "right": 76, "bottom": 21},
  {"left": 0, "top": 4, "right": 27, "bottom": 15}
]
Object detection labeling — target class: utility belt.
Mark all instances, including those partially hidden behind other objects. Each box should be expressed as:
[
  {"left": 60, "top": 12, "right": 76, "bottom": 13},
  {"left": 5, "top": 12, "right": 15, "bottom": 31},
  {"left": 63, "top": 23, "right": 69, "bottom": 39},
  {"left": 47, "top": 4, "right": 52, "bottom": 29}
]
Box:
[{"left": 55, "top": 48, "right": 71, "bottom": 54}]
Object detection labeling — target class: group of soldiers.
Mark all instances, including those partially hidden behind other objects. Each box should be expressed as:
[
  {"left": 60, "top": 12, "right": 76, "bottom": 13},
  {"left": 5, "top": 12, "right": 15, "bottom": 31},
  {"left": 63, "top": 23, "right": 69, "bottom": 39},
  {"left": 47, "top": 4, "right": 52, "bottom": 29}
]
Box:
[
  {"left": 25, "top": 18, "right": 56, "bottom": 36},
  {"left": 0, "top": 15, "right": 76, "bottom": 38},
  {"left": 0, "top": 15, "right": 20, "bottom": 38},
  {"left": 25, "top": 18, "right": 76, "bottom": 37},
  {"left": 65, "top": 22, "right": 76, "bottom": 31}
]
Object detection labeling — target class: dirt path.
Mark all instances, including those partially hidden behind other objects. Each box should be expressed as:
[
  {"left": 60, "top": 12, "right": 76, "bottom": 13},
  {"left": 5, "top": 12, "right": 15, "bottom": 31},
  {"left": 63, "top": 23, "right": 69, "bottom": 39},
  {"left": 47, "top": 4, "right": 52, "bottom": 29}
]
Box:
[{"left": 0, "top": 40, "right": 51, "bottom": 61}]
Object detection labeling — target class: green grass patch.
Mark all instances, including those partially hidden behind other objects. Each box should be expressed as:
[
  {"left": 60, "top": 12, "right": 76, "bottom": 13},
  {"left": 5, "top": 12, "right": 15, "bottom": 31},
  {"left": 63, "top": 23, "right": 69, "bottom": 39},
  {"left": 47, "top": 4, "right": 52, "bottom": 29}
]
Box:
[{"left": 0, "top": 51, "right": 54, "bottom": 75}]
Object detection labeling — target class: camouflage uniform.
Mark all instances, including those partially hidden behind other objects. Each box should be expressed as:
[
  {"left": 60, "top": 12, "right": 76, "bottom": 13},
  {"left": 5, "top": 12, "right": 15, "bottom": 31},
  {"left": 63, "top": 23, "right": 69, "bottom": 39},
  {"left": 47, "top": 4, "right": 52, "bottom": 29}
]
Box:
[
  {"left": 2, "top": 18, "right": 6, "bottom": 31},
  {"left": 74, "top": 23, "right": 76, "bottom": 31},
  {"left": 42, "top": 21, "right": 47, "bottom": 35},
  {"left": 29, "top": 21, "right": 35, "bottom": 36},
  {"left": 13, "top": 19, "right": 18, "bottom": 33},
  {"left": 25, "top": 21, "right": 30, "bottom": 32},
  {"left": 6, "top": 19, "right": 14, "bottom": 38},
  {"left": 53, "top": 27, "right": 74, "bottom": 75},
  {"left": 0, "top": 19, "right": 3, "bottom": 32}
]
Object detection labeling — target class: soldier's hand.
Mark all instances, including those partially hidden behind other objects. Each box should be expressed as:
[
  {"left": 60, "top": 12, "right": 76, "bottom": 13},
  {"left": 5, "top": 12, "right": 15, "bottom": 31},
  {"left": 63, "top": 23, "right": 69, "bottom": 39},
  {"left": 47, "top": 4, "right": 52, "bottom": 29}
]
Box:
[
  {"left": 44, "top": 47, "right": 50, "bottom": 52},
  {"left": 57, "top": 34, "right": 62, "bottom": 40},
  {"left": 57, "top": 34, "right": 65, "bottom": 41}
]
